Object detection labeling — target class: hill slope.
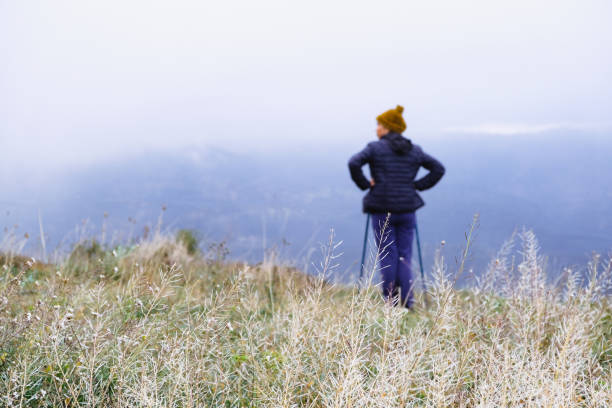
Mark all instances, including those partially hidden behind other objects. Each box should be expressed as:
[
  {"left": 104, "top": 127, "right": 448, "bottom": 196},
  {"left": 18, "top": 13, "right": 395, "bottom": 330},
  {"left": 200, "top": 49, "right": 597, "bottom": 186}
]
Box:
[{"left": 1, "top": 230, "right": 611, "bottom": 406}]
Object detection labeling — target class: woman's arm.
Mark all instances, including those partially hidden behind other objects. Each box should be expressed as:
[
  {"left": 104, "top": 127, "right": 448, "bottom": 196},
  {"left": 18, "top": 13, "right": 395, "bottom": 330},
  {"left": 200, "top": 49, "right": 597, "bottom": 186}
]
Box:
[
  {"left": 414, "top": 149, "right": 445, "bottom": 191},
  {"left": 348, "top": 144, "right": 374, "bottom": 191}
]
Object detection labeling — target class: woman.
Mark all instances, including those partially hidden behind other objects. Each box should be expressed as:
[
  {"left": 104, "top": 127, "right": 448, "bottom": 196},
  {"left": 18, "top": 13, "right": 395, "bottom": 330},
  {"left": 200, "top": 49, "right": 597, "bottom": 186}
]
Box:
[{"left": 348, "top": 105, "right": 445, "bottom": 308}]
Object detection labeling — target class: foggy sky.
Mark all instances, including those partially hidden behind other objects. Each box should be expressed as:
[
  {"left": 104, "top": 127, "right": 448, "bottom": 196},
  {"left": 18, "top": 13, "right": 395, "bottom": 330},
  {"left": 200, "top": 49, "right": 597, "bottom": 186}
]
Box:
[{"left": 1, "top": 0, "right": 611, "bottom": 180}]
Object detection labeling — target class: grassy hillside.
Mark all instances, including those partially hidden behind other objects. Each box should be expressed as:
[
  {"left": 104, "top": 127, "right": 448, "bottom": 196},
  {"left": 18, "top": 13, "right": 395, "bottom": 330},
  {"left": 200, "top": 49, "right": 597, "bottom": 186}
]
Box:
[{"left": 1, "top": 228, "right": 611, "bottom": 407}]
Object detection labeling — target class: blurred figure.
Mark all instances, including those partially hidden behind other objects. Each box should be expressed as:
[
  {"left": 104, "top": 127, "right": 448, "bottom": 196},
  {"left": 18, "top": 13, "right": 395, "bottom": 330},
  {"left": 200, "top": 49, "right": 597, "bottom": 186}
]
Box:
[{"left": 348, "top": 105, "right": 445, "bottom": 308}]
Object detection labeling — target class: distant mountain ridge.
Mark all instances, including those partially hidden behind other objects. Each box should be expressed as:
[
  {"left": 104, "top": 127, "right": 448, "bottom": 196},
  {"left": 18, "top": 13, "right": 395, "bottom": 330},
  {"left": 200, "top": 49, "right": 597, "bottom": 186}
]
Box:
[{"left": 2, "top": 132, "right": 611, "bottom": 283}]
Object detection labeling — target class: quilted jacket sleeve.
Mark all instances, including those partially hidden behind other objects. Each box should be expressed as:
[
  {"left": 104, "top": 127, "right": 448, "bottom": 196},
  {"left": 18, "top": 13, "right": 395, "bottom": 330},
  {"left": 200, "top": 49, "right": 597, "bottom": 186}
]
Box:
[
  {"left": 414, "top": 149, "right": 445, "bottom": 191},
  {"left": 348, "top": 143, "right": 374, "bottom": 191}
]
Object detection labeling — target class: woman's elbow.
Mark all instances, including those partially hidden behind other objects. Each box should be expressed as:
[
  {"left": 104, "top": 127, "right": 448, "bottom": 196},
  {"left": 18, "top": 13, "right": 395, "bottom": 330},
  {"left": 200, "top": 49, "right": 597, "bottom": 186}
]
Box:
[
  {"left": 437, "top": 163, "right": 446, "bottom": 177},
  {"left": 348, "top": 156, "right": 363, "bottom": 172}
]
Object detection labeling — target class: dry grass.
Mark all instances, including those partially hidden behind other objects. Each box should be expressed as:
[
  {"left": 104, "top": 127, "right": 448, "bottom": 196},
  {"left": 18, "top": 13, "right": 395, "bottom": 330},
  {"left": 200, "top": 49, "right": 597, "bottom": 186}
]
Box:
[{"left": 1, "top": 226, "right": 611, "bottom": 407}]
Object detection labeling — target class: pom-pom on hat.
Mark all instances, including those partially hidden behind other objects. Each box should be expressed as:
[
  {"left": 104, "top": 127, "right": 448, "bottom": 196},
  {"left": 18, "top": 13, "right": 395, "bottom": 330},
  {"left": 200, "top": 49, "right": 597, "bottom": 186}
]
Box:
[{"left": 376, "top": 105, "right": 406, "bottom": 133}]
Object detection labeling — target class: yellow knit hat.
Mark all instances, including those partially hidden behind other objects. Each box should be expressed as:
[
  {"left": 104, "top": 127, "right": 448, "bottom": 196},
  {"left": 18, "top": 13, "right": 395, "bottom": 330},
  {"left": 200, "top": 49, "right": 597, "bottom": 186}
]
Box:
[{"left": 376, "top": 105, "right": 406, "bottom": 133}]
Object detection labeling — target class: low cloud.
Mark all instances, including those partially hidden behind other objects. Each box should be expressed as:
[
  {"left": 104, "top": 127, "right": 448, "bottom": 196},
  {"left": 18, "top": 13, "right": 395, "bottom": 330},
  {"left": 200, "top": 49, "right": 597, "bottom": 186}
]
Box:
[{"left": 442, "top": 122, "right": 609, "bottom": 136}]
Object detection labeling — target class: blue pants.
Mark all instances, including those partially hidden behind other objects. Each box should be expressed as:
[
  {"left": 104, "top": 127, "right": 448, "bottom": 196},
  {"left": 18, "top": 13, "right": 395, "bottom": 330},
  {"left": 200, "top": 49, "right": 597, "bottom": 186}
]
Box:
[{"left": 371, "top": 212, "right": 416, "bottom": 308}]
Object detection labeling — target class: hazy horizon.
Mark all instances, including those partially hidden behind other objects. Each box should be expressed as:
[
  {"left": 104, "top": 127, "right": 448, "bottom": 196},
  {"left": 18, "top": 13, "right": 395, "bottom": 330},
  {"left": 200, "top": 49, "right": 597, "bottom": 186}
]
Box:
[
  {"left": 2, "top": 1, "right": 611, "bottom": 281},
  {"left": 2, "top": 131, "right": 611, "bottom": 285}
]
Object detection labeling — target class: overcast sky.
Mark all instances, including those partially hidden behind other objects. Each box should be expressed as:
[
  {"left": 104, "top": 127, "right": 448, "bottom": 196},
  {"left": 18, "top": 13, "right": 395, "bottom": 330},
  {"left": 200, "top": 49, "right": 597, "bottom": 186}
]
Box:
[{"left": 1, "top": 0, "right": 611, "bottom": 177}]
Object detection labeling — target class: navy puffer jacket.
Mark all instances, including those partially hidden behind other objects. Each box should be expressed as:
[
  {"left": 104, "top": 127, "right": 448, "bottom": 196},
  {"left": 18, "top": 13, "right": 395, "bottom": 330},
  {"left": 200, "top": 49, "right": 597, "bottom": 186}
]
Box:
[{"left": 348, "top": 132, "right": 445, "bottom": 213}]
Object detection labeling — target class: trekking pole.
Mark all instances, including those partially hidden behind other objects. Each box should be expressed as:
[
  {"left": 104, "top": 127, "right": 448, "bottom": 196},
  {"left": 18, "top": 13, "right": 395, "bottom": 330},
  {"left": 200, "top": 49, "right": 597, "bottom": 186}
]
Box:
[
  {"left": 415, "top": 215, "right": 429, "bottom": 308},
  {"left": 359, "top": 213, "right": 370, "bottom": 283}
]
